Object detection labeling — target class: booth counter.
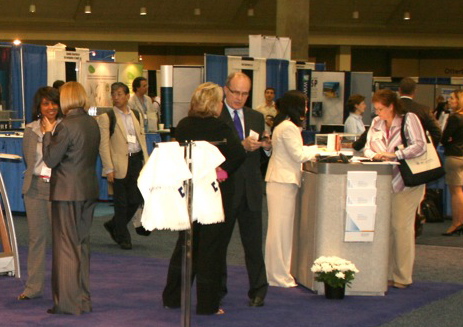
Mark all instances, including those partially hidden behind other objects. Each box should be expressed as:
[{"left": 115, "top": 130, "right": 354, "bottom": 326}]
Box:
[
  {"left": 0, "top": 133, "right": 162, "bottom": 212},
  {"left": 291, "top": 161, "right": 393, "bottom": 296}
]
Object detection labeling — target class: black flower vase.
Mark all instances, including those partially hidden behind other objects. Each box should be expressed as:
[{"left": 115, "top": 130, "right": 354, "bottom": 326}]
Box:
[{"left": 324, "top": 283, "right": 345, "bottom": 299}]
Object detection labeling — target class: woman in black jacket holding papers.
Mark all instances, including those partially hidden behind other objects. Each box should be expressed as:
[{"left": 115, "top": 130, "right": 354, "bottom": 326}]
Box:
[{"left": 162, "top": 82, "right": 245, "bottom": 315}]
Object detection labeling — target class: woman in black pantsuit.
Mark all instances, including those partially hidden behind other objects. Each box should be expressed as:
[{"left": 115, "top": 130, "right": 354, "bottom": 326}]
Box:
[{"left": 162, "top": 82, "right": 245, "bottom": 315}]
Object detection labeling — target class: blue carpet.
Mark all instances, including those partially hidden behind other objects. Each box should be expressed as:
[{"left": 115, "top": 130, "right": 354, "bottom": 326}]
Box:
[{"left": 2, "top": 250, "right": 463, "bottom": 327}]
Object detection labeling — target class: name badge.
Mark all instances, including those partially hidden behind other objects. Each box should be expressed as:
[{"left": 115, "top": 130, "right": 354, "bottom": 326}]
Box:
[
  {"left": 127, "top": 135, "right": 137, "bottom": 143},
  {"left": 40, "top": 166, "right": 51, "bottom": 178}
]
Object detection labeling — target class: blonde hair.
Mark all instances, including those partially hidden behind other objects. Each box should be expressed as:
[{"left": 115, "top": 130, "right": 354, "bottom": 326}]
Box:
[
  {"left": 189, "top": 82, "right": 223, "bottom": 118},
  {"left": 60, "top": 81, "right": 89, "bottom": 114},
  {"left": 452, "top": 90, "right": 463, "bottom": 113}
]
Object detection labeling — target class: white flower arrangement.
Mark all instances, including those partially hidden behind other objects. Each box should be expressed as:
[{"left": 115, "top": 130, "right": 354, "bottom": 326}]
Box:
[{"left": 311, "top": 256, "right": 359, "bottom": 288}]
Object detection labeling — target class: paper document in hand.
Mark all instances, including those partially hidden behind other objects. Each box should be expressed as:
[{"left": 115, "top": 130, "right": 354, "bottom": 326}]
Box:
[{"left": 0, "top": 153, "right": 22, "bottom": 160}]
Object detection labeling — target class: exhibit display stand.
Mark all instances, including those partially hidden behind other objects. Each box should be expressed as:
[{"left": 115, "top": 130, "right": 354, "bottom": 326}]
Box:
[
  {"left": 291, "top": 162, "right": 393, "bottom": 296},
  {"left": 0, "top": 157, "right": 20, "bottom": 278}
]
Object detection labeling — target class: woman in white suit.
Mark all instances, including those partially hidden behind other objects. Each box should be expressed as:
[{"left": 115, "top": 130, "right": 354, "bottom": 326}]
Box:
[{"left": 264, "top": 90, "right": 317, "bottom": 287}]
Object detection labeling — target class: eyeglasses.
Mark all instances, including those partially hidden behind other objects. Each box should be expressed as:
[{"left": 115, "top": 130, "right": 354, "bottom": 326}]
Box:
[
  {"left": 374, "top": 105, "right": 388, "bottom": 113},
  {"left": 227, "top": 87, "right": 249, "bottom": 98}
]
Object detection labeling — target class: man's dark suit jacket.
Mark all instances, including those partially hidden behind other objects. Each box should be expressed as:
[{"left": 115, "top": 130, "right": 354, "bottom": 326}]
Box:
[
  {"left": 400, "top": 97, "right": 442, "bottom": 146},
  {"left": 43, "top": 108, "right": 100, "bottom": 201},
  {"left": 219, "top": 106, "right": 265, "bottom": 211}
]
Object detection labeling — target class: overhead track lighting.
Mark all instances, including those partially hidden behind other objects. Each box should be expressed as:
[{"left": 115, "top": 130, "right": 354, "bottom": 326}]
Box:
[
  {"left": 403, "top": 0, "right": 411, "bottom": 20},
  {"left": 352, "top": 0, "right": 359, "bottom": 19},
  {"left": 13, "top": 39, "right": 22, "bottom": 46},
  {"left": 194, "top": 0, "right": 201, "bottom": 16},
  {"left": 29, "top": 4, "right": 36, "bottom": 13},
  {"left": 140, "top": 6, "right": 147, "bottom": 15},
  {"left": 85, "top": 1, "right": 92, "bottom": 14}
]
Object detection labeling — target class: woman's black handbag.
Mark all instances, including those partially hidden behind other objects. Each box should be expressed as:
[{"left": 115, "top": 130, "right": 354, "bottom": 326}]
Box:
[{"left": 397, "top": 113, "right": 445, "bottom": 187}]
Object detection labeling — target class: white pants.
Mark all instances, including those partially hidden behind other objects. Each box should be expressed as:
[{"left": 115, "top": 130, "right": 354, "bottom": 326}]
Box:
[
  {"left": 265, "top": 182, "right": 298, "bottom": 287},
  {"left": 389, "top": 184, "right": 425, "bottom": 285}
]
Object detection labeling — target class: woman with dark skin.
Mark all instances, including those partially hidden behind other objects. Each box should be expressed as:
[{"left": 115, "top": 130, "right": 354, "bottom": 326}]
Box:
[{"left": 18, "top": 87, "right": 63, "bottom": 301}]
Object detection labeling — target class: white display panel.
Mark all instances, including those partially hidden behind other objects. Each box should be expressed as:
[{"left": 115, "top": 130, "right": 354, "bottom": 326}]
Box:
[
  {"left": 310, "top": 71, "right": 345, "bottom": 130},
  {"left": 172, "top": 66, "right": 203, "bottom": 126}
]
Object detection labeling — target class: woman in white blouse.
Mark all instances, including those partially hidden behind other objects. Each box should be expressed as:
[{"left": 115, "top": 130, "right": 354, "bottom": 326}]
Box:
[
  {"left": 364, "top": 89, "right": 427, "bottom": 289},
  {"left": 264, "top": 90, "right": 317, "bottom": 287}
]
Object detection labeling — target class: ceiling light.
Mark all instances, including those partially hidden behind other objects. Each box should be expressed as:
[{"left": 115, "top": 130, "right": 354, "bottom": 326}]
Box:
[
  {"left": 194, "top": 8, "right": 201, "bottom": 16},
  {"left": 29, "top": 4, "right": 36, "bottom": 13},
  {"left": 352, "top": 10, "right": 359, "bottom": 19},
  {"left": 140, "top": 7, "right": 147, "bottom": 15},
  {"left": 13, "top": 39, "right": 22, "bottom": 46},
  {"left": 403, "top": 11, "right": 411, "bottom": 20},
  {"left": 85, "top": 1, "right": 91, "bottom": 14},
  {"left": 247, "top": 8, "right": 254, "bottom": 17}
]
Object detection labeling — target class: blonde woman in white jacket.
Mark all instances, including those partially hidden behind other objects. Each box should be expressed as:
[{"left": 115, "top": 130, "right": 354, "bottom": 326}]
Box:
[{"left": 265, "top": 90, "right": 317, "bottom": 287}]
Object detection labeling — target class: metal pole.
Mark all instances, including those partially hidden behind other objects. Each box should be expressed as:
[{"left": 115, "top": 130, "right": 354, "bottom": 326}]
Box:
[
  {"left": 0, "top": 171, "right": 20, "bottom": 277},
  {"left": 19, "top": 46, "right": 25, "bottom": 129},
  {"left": 181, "top": 141, "right": 193, "bottom": 327}
]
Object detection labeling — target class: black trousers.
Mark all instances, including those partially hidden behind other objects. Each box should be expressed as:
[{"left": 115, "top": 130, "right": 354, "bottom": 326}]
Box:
[
  {"left": 109, "top": 153, "right": 144, "bottom": 243},
  {"left": 162, "top": 221, "right": 225, "bottom": 315},
  {"left": 220, "top": 193, "right": 268, "bottom": 300}
]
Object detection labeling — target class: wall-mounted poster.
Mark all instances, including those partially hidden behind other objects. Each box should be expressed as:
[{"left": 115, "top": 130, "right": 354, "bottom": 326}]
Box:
[
  {"left": 323, "top": 82, "right": 340, "bottom": 98},
  {"left": 310, "top": 71, "right": 345, "bottom": 130},
  {"left": 82, "top": 62, "right": 118, "bottom": 107},
  {"left": 118, "top": 63, "right": 143, "bottom": 93},
  {"left": 312, "top": 102, "right": 323, "bottom": 117}
]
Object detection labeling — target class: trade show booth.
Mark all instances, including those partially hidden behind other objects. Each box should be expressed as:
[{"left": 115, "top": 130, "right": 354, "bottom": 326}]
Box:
[{"left": 292, "top": 161, "right": 394, "bottom": 296}]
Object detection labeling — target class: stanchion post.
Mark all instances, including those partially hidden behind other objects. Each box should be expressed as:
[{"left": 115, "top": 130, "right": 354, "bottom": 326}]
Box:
[{"left": 181, "top": 141, "right": 194, "bottom": 327}]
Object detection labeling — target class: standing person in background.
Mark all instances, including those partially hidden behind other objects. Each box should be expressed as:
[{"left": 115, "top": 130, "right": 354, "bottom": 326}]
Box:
[
  {"left": 18, "top": 87, "right": 63, "bottom": 301},
  {"left": 256, "top": 87, "right": 277, "bottom": 133},
  {"left": 52, "top": 80, "right": 65, "bottom": 91},
  {"left": 219, "top": 72, "right": 270, "bottom": 307},
  {"left": 399, "top": 77, "right": 442, "bottom": 146},
  {"left": 441, "top": 90, "right": 463, "bottom": 236},
  {"left": 42, "top": 81, "right": 100, "bottom": 315},
  {"left": 129, "top": 77, "right": 159, "bottom": 132},
  {"left": 364, "top": 89, "right": 427, "bottom": 289},
  {"left": 99, "top": 82, "right": 148, "bottom": 250},
  {"left": 344, "top": 94, "right": 366, "bottom": 134},
  {"left": 162, "top": 82, "right": 246, "bottom": 315},
  {"left": 264, "top": 90, "right": 317, "bottom": 288},
  {"left": 434, "top": 95, "right": 447, "bottom": 121}
]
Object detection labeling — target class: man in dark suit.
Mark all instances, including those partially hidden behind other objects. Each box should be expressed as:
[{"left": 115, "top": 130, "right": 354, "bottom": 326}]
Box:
[
  {"left": 399, "top": 77, "right": 442, "bottom": 146},
  {"left": 219, "top": 72, "right": 270, "bottom": 307}
]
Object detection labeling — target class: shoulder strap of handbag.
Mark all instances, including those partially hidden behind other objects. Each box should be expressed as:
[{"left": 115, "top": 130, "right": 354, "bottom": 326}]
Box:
[
  {"left": 106, "top": 109, "right": 141, "bottom": 137},
  {"left": 400, "top": 112, "right": 430, "bottom": 148},
  {"left": 400, "top": 113, "right": 408, "bottom": 148}
]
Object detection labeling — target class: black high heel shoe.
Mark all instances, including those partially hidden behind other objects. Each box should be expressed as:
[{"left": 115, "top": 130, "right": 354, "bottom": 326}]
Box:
[{"left": 442, "top": 224, "right": 463, "bottom": 236}]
